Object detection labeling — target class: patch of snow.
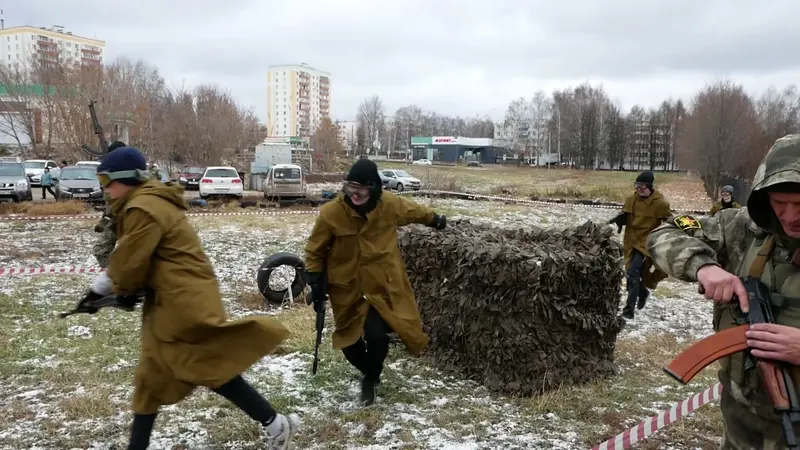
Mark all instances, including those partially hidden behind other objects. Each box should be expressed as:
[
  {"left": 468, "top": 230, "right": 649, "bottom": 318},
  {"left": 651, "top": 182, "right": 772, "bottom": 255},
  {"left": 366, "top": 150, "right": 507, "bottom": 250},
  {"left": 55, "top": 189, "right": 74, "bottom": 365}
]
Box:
[{"left": 67, "top": 325, "right": 92, "bottom": 339}]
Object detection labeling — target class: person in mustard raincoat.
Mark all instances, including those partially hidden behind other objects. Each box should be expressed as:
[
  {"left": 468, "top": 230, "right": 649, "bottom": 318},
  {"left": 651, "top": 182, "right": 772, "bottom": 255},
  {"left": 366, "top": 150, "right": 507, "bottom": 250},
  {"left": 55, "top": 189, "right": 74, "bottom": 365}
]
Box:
[
  {"left": 608, "top": 171, "right": 672, "bottom": 320},
  {"left": 304, "top": 159, "right": 447, "bottom": 406},
  {"left": 709, "top": 185, "right": 742, "bottom": 216},
  {"left": 93, "top": 147, "right": 300, "bottom": 450}
]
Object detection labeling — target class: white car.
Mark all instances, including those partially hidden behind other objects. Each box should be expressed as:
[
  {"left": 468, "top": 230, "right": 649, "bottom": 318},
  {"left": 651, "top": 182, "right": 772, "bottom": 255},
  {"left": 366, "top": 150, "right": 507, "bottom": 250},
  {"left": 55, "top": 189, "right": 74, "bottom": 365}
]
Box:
[
  {"left": 24, "top": 159, "right": 61, "bottom": 186},
  {"left": 75, "top": 161, "right": 101, "bottom": 168},
  {"left": 379, "top": 169, "right": 422, "bottom": 191},
  {"left": 199, "top": 166, "right": 244, "bottom": 199},
  {"left": 412, "top": 159, "right": 432, "bottom": 165}
]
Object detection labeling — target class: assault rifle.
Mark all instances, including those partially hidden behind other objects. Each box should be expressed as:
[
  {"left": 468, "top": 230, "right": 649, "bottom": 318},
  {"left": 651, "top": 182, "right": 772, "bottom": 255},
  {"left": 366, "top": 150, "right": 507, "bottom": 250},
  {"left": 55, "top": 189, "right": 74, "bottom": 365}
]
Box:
[
  {"left": 59, "top": 292, "right": 142, "bottom": 318},
  {"left": 80, "top": 100, "right": 109, "bottom": 159},
  {"left": 309, "top": 267, "right": 327, "bottom": 375},
  {"left": 664, "top": 276, "right": 800, "bottom": 448}
]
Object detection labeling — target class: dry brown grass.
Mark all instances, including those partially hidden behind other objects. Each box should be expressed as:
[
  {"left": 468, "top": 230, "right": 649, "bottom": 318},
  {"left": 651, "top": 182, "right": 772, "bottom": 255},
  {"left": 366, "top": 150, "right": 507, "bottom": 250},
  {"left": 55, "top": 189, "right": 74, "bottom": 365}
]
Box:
[{"left": 0, "top": 200, "right": 91, "bottom": 216}]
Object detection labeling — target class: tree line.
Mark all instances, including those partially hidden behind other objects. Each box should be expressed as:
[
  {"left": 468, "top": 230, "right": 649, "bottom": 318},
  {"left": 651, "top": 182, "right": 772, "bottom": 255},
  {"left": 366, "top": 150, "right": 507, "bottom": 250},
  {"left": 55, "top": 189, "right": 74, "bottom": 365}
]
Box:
[
  {"left": 0, "top": 55, "right": 264, "bottom": 169},
  {"left": 352, "top": 95, "right": 495, "bottom": 157},
  {"left": 353, "top": 78, "right": 800, "bottom": 197},
  {"left": 502, "top": 81, "right": 800, "bottom": 195}
]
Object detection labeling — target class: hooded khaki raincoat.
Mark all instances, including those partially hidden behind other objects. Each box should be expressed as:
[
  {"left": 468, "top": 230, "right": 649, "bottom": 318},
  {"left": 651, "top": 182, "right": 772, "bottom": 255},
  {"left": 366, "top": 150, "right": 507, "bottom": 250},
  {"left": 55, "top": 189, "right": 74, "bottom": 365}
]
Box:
[
  {"left": 622, "top": 189, "right": 672, "bottom": 288},
  {"left": 107, "top": 180, "right": 289, "bottom": 414},
  {"left": 304, "top": 191, "right": 435, "bottom": 355}
]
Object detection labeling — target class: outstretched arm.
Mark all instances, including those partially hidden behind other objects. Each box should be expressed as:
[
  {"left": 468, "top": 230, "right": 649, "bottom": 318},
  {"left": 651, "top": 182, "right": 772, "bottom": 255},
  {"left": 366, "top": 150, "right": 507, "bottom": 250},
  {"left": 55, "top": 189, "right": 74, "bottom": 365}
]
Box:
[{"left": 394, "top": 195, "right": 440, "bottom": 228}]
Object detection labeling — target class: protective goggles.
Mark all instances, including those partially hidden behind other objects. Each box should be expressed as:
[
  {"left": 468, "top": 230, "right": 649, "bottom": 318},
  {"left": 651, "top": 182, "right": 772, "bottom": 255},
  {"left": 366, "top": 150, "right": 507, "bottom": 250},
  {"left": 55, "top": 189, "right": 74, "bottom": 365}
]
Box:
[
  {"left": 633, "top": 182, "right": 650, "bottom": 189},
  {"left": 97, "top": 169, "right": 148, "bottom": 187},
  {"left": 342, "top": 181, "right": 372, "bottom": 198}
]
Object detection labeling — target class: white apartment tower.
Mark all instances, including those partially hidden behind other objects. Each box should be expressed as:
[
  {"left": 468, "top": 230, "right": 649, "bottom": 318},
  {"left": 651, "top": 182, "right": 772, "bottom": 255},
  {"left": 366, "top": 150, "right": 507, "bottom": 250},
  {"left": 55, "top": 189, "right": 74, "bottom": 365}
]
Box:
[
  {"left": 0, "top": 25, "right": 105, "bottom": 68},
  {"left": 267, "top": 63, "right": 331, "bottom": 137}
]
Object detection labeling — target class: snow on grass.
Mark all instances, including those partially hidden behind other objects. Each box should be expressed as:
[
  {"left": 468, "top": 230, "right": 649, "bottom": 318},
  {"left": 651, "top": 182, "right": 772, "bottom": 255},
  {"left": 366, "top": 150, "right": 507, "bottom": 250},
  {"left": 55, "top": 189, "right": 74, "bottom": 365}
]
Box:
[{"left": 0, "top": 199, "right": 723, "bottom": 449}]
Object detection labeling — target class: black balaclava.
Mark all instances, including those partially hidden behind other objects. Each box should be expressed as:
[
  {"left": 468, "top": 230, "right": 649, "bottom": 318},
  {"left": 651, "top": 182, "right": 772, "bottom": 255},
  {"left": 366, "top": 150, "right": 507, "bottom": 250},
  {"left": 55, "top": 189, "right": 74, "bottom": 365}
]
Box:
[
  {"left": 635, "top": 171, "right": 654, "bottom": 197},
  {"left": 343, "top": 159, "right": 383, "bottom": 217}
]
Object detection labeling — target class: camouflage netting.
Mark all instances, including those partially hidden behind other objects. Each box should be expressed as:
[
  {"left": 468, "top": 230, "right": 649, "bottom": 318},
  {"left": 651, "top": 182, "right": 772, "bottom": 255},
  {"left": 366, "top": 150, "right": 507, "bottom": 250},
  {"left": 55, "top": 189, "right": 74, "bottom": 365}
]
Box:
[{"left": 397, "top": 219, "right": 625, "bottom": 396}]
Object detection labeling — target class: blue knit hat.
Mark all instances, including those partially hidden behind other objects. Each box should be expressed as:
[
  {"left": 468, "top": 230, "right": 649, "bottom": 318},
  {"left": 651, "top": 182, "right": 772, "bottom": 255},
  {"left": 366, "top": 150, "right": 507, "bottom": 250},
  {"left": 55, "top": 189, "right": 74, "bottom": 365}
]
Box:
[{"left": 96, "top": 147, "right": 148, "bottom": 186}]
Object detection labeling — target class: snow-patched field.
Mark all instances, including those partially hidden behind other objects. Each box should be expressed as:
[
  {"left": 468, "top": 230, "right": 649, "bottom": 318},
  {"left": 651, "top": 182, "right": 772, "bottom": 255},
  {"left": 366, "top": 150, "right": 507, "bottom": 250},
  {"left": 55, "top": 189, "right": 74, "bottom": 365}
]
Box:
[{"left": 0, "top": 198, "right": 723, "bottom": 449}]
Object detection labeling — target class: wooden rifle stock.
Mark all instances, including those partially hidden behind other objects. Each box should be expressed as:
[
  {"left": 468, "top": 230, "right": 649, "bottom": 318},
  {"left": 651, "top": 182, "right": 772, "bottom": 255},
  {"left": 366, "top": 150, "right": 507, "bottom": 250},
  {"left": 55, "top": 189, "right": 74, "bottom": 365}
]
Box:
[{"left": 663, "top": 324, "right": 749, "bottom": 384}]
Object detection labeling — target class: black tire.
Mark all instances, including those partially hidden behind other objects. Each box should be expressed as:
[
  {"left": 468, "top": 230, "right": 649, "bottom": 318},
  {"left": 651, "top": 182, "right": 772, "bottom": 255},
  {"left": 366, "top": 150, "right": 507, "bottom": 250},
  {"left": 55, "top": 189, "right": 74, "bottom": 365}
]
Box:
[
  {"left": 396, "top": 183, "right": 404, "bottom": 192},
  {"left": 257, "top": 252, "right": 307, "bottom": 304}
]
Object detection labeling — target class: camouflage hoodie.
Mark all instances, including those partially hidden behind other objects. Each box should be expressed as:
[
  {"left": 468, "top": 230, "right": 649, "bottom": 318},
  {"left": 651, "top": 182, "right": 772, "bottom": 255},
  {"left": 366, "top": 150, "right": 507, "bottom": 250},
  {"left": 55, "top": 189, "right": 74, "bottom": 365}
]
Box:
[{"left": 647, "top": 134, "right": 800, "bottom": 281}]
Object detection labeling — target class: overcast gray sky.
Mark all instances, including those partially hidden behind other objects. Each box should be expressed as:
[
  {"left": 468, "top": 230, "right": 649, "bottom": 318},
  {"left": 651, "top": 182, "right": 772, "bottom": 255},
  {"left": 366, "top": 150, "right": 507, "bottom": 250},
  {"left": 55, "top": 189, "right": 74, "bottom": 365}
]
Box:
[{"left": 11, "top": 0, "right": 800, "bottom": 123}]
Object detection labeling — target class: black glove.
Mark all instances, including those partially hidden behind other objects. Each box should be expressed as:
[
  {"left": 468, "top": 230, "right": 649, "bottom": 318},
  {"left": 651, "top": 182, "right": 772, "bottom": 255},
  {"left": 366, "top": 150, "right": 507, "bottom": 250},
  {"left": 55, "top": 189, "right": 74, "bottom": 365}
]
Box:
[
  {"left": 116, "top": 295, "right": 142, "bottom": 311},
  {"left": 430, "top": 213, "right": 447, "bottom": 230},
  {"left": 608, "top": 212, "right": 628, "bottom": 234},
  {"left": 305, "top": 271, "right": 326, "bottom": 313},
  {"left": 77, "top": 290, "right": 104, "bottom": 314}
]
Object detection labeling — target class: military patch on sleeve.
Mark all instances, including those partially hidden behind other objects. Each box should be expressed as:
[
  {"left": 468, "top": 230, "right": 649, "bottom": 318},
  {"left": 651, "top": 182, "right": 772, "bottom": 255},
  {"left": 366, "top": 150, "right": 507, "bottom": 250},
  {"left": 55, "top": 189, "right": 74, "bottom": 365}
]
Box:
[{"left": 674, "top": 215, "right": 701, "bottom": 231}]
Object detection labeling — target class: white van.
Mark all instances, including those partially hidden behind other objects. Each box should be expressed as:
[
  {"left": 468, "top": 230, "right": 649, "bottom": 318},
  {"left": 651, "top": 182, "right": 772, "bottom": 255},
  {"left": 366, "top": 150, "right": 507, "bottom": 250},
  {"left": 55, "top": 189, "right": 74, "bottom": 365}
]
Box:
[{"left": 263, "top": 164, "right": 307, "bottom": 200}]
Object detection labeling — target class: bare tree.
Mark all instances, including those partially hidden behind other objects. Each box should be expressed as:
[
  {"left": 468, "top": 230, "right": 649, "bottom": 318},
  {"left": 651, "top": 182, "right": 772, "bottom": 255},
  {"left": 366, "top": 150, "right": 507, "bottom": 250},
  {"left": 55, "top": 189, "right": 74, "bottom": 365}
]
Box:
[
  {"left": 311, "top": 117, "right": 344, "bottom": 171},
  {"left": 679, "top": 79, "right": 760, "bottom": 195},
  {"left": 356, "top": 95, "right": 385, "bottom": 156},
  {"left": 529, "top": 90, "right": 552, "bottom": 164}
]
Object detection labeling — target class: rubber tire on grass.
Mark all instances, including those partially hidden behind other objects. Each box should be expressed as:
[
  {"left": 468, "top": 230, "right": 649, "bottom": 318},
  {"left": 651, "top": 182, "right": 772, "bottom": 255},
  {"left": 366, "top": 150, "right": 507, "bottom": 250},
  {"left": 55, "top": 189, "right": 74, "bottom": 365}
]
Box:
[{"left": 257, "top": 252, "right": 307, "bottom": 304}]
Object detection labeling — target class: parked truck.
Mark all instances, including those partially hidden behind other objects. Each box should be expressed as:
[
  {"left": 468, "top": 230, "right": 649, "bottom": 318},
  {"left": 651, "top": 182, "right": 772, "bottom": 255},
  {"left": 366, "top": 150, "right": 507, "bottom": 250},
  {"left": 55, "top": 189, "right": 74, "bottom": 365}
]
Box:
[{"left": 249, "top": 143, "right": 293, "bottom": 191}]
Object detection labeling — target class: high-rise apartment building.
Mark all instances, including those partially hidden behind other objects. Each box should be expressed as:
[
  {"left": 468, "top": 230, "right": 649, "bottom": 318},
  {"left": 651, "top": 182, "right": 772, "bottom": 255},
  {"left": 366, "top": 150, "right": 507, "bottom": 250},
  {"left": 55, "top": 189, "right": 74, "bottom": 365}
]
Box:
[
  {"left": 0, "top": 25, "right": 105, "bottom": 68},
  {"left": 266, "top": 63, "right": 330, "bottom": 138}
]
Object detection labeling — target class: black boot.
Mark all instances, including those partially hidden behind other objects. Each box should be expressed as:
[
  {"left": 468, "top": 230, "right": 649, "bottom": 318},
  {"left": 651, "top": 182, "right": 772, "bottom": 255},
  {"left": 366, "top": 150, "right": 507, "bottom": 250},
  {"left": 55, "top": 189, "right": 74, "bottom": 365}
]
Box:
[
  {"left": 621, "top": 277, "right": 640, "bottom": 320},
  {"left": 360, "top": 376, "right": 376, "bottom": 406},
  {"left": 637, "top": 285, "right": 650, "bottom": 310}
]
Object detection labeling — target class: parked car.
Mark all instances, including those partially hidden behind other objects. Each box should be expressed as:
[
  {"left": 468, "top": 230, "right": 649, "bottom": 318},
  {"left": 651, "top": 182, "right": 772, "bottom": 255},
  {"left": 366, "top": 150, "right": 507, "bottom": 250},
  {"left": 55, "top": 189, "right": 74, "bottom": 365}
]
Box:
[
  {"left": 0, "top": 158, "right": 32, "bottom": 202},
  {"left": 178, "top": 166, "right": 206, "bottom": 190},
  {"left": 55, "top": 166, "right": 104, "bottom": 203},
  {"left": 75, "top": 161, "right": 101, "bottom": 168},
  {"left": 152, "top": 167, "right": 171, "bottom": 183},
  {"left": 263, "top": 163, "right": 308, "bottom": 200},
  {"left": 24, "top": 159, "right": 60, "bottom": 186},
  {"left": 379, "top": 169, "right": 422, "bottom": 192},
  {"left": 199, "top": 166, "right": 244, "bottom": 199},
  {"left": 412, "top": 159, "right": 432, "bottom": 166}
]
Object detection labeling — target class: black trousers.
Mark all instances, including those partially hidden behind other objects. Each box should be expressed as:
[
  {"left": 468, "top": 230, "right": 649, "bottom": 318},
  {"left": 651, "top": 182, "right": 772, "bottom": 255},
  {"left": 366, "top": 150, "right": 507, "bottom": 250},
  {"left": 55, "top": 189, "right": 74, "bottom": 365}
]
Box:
[
  {"left": 127, "top": 374, "right": 276, "bottom": 450},
  {"left": 623, "top": 249, "right": 649, "bottom": 315},
  {"left": 341, "top": 306, "right": 393, "bottom": 381},
  {"left": 41, "top": 186, "right": 56, "bottom": 198}
]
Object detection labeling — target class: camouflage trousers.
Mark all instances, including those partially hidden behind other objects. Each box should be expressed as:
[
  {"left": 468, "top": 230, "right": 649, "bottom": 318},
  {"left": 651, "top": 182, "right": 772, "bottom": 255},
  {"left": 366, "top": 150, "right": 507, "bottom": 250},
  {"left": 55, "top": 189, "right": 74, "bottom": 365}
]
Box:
[
  {"left": 719, "top": 383, "right": 800, "bottom": 449},
  {"left": 92, "top": 223, "right": 117, "bottom": 268}
]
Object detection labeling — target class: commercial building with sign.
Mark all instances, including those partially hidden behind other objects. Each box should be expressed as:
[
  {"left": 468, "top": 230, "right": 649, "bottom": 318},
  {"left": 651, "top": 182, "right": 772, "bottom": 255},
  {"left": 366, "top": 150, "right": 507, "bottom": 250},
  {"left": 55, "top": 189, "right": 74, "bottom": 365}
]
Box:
[{"left": 409, "top": 136, "right": 508, "bottom": 163}]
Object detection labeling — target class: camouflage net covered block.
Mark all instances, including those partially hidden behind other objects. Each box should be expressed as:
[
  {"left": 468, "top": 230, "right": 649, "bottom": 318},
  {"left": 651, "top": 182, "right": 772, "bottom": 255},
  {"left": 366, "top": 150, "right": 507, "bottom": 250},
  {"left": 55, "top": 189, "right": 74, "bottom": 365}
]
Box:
[{"left": 397, "top": 219, "right": 625, "bottom": 396}]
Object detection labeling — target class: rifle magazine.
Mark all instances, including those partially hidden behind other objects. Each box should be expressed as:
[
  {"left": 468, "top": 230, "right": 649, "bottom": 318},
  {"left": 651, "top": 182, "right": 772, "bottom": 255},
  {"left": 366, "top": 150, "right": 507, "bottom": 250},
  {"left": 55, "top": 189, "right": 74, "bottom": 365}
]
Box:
[{"left": 663, "top": 325, "right": 749, "bottom": 384}]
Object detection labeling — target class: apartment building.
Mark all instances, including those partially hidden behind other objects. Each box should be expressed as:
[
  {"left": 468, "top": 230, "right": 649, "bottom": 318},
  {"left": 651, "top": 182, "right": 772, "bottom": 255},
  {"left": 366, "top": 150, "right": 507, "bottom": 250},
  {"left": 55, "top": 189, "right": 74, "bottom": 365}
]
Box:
[
  {"left": 624, "top": 119, "right": 673, "bottom": 170},
  {"left": 266, "top": 63, "right": 330, "bottom": 138},
  {"left": 0, "top": 25, "right": 105, "bottom": 69}
]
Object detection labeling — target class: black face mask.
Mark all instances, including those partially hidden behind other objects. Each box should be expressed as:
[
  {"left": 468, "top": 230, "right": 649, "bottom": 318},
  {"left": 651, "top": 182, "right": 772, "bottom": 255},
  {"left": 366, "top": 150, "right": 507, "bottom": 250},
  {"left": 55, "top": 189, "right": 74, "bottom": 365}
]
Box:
[{"left": 343, "top": 160, "right": 383, "bottom": 217}]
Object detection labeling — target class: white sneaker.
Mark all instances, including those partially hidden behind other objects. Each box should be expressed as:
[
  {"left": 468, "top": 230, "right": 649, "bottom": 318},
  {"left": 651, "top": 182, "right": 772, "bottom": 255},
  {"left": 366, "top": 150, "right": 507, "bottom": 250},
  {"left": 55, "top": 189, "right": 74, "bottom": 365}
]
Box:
[{"left": 263, "top": 413, "right": 301, "bottom": 450}]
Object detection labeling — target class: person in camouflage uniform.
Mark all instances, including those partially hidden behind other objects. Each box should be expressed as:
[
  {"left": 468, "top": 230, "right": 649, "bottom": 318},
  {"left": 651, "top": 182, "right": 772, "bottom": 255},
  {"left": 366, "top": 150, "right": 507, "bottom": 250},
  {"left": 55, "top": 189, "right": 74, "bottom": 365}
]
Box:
[
  {"left": 646, "top": 134, "right": 800, "bottom": 449},
  {"left": 709, "top": 185, "right": 742, "bottom": 217},
  {"left": 92, "top": 140, "right": 128, "bottom": 268}
]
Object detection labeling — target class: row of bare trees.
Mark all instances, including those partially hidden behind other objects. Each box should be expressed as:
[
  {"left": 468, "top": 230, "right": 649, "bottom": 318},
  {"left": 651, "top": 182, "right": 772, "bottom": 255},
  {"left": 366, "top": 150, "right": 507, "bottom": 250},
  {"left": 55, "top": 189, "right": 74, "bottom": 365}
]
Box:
[
  {"left": 353, "top": 95, "right": 495, "bottom": 157},
  {"left": 501, "top": 85, "right": 686, "bottom": 172},
  {"left": 500, "top": 80, "right": 800, "bottom": 195},
  {"left": 0, "top": 55, "right": 263, "bottom": 169}
]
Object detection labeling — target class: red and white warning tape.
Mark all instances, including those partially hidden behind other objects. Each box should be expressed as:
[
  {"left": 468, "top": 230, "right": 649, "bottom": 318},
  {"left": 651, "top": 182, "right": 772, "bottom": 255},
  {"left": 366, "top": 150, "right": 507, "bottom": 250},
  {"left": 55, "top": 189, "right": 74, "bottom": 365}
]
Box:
[
  {"left": 0, "top": 209, "right": 321, "bottom": 222},
  {"left": 0, "top": 265, "right": 105, "bottom": 277},
  {"left": 590, "top": 382, "right": 722, "bottom": 450}
]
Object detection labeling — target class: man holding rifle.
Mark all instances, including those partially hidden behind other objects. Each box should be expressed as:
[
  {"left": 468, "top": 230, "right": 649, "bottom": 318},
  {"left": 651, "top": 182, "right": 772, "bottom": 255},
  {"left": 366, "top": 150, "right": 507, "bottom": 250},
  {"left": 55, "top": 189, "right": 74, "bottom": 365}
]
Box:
[
  {"left": 304, "top": 159, "right": 447, "bottom": 407},
  {"left": 647, "top": 135, "right": 800, "bottom": 448}
]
